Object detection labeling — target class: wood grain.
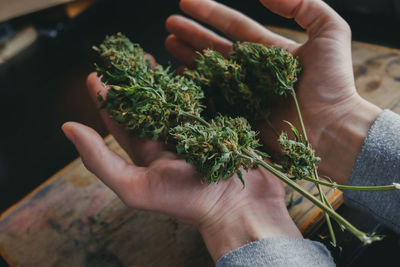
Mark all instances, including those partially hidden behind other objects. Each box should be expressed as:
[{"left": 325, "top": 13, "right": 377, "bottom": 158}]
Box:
[{"left": 1, "top": 27, "right": 400, "bottom": 267}]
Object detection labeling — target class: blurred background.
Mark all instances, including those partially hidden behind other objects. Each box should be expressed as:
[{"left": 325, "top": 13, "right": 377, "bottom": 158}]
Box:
[{"left": 0, "top": 0, "right": 399, "bottom": 266}]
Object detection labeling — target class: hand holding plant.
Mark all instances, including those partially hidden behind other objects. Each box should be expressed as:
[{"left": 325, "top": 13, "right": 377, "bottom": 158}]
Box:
[
  {"left": 61, "top": 42, "right": 302, "bottom": 262},
  {"left": 62, "top": 0, "right": 400, "bottom": 261}
]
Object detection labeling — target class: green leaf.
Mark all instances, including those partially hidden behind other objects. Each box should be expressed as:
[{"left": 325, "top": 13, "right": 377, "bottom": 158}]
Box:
[
  {"left": 284, "top": 120, "right": 301, "bottom": 142},
  {"left": 237, "top": 170, "right": 245, "bottom": 189},
  {"left": 255, "top": 150, "right": 270, "bottom": 158}
]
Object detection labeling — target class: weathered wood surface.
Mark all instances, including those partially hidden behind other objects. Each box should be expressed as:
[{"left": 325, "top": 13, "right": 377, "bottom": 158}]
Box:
[{"left": 1, "top": 27, "right": 400, "bottom": 267}]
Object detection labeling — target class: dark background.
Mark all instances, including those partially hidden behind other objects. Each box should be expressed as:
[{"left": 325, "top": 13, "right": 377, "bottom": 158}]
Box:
[{"left": 0, "top": 0, "right": 399, "bottom": 266}]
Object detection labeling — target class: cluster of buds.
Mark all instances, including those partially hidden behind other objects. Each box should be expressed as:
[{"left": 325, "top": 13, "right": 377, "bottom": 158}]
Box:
[
  {"left": 93, "top": 33, "right": 396, "bottom": 245},
  {"left": 171, "top": 116, "right": 264, "bottom": 185},
  {"left": 94, "top": 34, "right": 265, "bottom": 185},
  {"left": 184, "top": 42, "right": 301, "bottom": 121},
  {"left": 94, "top": 33, "right": 204, "bottom": 140},
  {"left": 279, "top": 132, "right": 321, "bottom": 180}
]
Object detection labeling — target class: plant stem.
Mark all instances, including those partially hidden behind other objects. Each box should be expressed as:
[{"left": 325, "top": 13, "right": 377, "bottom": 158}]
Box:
[
  {"left": 266, "top": 118, "right": 280, "bottom": 137},
  {"left": 271, "top": 161, "right": 399, "bottom": 190},
  {"left": 302, "top": 176, "right": 400, "bottom": 191},
  {"left": 314, "top": 168, "right": 336, "bottom": 246},
  {"left": 290, "top": 88, "right": 336, "bottom": 245},
  {"left": 269, "top": 161, "right": 399, "bottom": 190},
  {"left": 242, "top": 148, "right": 381, "bottom": 245},
  {"left": 290, "top": 89, "right": 308, "bottom": 145},
  {"left": 174, "top": 110, "right": 211, "bottom": 127}
]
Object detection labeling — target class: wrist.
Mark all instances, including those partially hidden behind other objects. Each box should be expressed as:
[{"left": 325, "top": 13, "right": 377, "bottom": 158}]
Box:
[
  {"left": 198, "top": 198, "right": 302, "bottom": 262},
  {"left": 315, "top": 95, "right": 381, "bottom": 184}
]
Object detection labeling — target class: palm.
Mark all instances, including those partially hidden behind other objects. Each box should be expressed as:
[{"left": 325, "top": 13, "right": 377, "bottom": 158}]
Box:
[
  {"left": 267, "top": 33, "right": 357, "bottom": 144},
  {"left": 296, "top": 38, "right": 354, "bottom": 106},
  {"left": 141, "top": 156, "right": 285, "bottom": 226}
]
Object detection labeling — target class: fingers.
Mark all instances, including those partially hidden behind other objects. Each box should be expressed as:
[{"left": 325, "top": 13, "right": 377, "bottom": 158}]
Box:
[
  {"left": 259, "top": 0, "right": 351, "bottom": 39},
  {"left": 166, "top": 15, "right": 232, "bottom": 56},
  {"left": 86, "top": 72, "right": 108, "bottom": 108},
  {"left": 165, "top": 34, "right": 199, "bottom": 68},
  {"left": 86, "top": 73, "right": 169, "bottom": 166},
  {"left": 86, "top": 73, "right": 141, "bottom": 161},
  {"left": 61, "top": 122, "right": 144, "bottom": 195},
  {"left": 179, "top": 0, "right": 297, "bottom": 51}
]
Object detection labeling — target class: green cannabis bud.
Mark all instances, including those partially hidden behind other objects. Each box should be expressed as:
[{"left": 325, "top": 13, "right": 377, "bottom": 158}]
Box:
[
  {"left": 99, "top": 85, "right": 173, "bottom": 140},
  {"left": 94, "top": 33, "right": 204, "bottom": 140},
  {"left": 185, "top": 42, "right": 301, "bottom": 120},
  {"left": 171, "top": 116, "right": 262, "bottom": 185},
  {"left": 230, "top": 42, "right": 300, "bottom": 95},
  {"left": 279, "top": 132, "right": 321, "bottom": 180},
  {"left": 93, "top": 33, "right": 155, "bottom": 87}
]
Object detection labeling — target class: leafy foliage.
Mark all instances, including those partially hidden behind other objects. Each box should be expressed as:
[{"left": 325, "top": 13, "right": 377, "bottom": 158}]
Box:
[{"left": 185, "top": 42, "right": 301, "bottom": 120}]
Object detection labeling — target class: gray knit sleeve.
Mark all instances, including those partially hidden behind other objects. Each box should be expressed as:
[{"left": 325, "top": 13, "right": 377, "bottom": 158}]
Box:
[
  {"left": 344, "top": 109, "right": 400, "bottom": 233},
  {"left": 215, "top": 237, "right": 335, "bottom": 267}
]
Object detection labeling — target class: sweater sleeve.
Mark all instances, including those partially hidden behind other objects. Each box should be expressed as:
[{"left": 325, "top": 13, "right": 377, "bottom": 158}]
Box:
[
  {"left": 344, "top": 109, "right": 400, "bottom": 233},
  {"left": 215, "top": 237, "right": 335, "bottom": 267}
]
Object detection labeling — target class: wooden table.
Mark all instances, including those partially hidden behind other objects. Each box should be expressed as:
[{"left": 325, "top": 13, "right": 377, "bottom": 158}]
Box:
[{"left": 1, "top": 27, "right": 400, "bottom": 267}]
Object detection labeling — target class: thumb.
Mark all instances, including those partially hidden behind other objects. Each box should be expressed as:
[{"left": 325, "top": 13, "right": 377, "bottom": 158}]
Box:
[{"left": 61, "top": 122, "right": 142, "bottom": 195}]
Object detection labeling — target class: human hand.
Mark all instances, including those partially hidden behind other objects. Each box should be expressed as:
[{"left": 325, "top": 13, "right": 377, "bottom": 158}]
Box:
[
  {"left": 165, "top": 0, "right": 382, "bottom": 184},
  {"left": 62, "top": 72, "right": 301, "bottom": 261}
]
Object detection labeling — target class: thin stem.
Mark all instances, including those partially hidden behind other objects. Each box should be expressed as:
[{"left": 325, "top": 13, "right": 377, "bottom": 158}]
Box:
[
  {"left": 242, "top": 148, "right": 381, "bottom": 245},
  {"left": 314, "top": 168, "right": 336, "bottom": 246},
  {"left": 271, "top": 164, "right": 339, "bottom": 242},
  {"left": 302, "top": 176, "right": 400, "bottom": 191},
  {"left": 325, "top": 209, "right": 336, "bottom": 246},
  {"left": 289, "top": 88, "right": 336, "bottom": 245},
  {"left": 266, "top": 118, "right": 279, "bottom": 137},
  {"left": 290, "top": 89, "right": 308, "bottom": 144},
  {"left": 174, "top": 111, "right": 211, "bottom": 127}
]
